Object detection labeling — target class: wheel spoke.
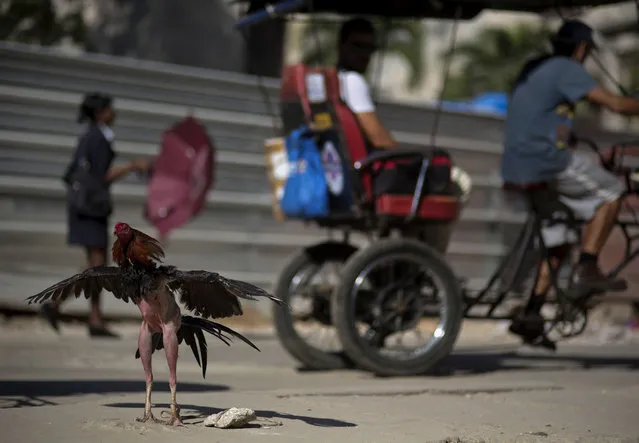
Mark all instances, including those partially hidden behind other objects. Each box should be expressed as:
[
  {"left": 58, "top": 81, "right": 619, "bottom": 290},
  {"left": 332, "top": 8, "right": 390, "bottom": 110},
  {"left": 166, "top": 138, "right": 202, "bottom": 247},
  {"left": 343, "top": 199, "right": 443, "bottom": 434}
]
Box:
[
  {"left": 279, "top": 256, "right": 346, "bottom": 360},
  {"left": 348, "top": 253, "right": 453, "bottom": 360}
]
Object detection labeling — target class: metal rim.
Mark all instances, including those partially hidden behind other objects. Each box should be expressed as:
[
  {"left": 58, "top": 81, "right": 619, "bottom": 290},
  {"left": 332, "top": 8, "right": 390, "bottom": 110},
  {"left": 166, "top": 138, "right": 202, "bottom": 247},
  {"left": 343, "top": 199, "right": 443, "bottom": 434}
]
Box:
[
  {"left": 348, "top": 251, "right": 451, "bottom": 362},
  {"left": 286, "top": 260, "right": 343, "bottom": 354}
]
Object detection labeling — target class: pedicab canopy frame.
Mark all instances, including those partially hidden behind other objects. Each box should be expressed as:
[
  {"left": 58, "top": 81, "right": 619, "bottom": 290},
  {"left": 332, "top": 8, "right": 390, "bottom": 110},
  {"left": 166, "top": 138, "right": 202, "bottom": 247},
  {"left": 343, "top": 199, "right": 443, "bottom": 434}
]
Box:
[
  {"left": 235, "top": 0, "right": 635, "bottom": 98},
  {"left": 232, "top": 0, "right": 639, "bottom": 376},
  {"left": 236, "top": 0, "right": 629, "bottom": 21},
  {"left": 233, "top": 0, "right": 637, "bottom": 272},
  {"left": 235, "top": 0, "right": 634, "bottom": 221},
  {"left": 234, "top": 0, "right": 637, "bottom": 243}
]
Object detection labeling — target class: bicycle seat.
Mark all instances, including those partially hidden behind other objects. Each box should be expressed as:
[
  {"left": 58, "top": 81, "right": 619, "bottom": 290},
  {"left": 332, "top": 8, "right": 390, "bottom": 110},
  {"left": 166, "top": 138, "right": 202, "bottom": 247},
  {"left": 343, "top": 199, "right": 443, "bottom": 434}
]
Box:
[{"left": 502, "top": 181, "right": 549, "bottom": 192}]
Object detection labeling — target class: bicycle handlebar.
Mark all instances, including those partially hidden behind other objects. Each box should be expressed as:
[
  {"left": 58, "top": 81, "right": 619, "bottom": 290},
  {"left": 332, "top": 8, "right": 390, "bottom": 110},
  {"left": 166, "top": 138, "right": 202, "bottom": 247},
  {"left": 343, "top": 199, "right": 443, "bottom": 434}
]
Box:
[
  {"left": 574, "top": 136, "right": 639, "bottom": 190},
  {"left": 576, "top": 136, "right": 600, "bottom": 155},
  {"left": 234, "top": 0, "right": 308, "bottom": 29},
  {"left": 574, "top": 136, "right": 639, "bottom": 156}
]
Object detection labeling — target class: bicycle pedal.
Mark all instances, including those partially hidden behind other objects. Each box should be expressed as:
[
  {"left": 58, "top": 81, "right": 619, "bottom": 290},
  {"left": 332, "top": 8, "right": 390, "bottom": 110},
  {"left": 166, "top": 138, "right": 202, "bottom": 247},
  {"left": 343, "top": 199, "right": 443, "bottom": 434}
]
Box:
[
  {"left": 567, "top": 277, "right": 628, "bottom": 300},
  {"left": 607, "top": 278, "right": 628, "bottom": 292},
  {"left": 527, "top": 335, "right": 557, "bottom": 352}
]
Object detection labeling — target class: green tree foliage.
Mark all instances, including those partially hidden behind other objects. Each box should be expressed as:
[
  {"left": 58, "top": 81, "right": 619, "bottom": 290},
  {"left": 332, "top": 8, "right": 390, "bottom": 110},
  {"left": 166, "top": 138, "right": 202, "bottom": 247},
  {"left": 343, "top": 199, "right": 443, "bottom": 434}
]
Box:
[
  {"left": 0, "top": 0, "right": 86, "bottom": 46},
  {"left": 441, "top": 23, "right": 553, "bottom": 100},
  {"left": 300, "top": 18, "right": 426, "bottom": 90}
]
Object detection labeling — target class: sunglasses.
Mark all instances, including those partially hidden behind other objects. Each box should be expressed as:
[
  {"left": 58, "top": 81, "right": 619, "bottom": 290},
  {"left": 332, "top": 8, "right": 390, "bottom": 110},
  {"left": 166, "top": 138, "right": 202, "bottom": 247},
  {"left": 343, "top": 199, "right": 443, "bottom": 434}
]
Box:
[{"left": 347, "top": 41, "right": 379, "bottom": 53}]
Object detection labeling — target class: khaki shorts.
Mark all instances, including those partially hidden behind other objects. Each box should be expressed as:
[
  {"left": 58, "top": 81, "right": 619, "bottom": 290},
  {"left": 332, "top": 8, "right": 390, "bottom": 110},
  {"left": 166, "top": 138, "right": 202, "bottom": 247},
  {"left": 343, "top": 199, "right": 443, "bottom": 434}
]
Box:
[{"left": 505, "top": 151, "right": 625, "bottom": 248}]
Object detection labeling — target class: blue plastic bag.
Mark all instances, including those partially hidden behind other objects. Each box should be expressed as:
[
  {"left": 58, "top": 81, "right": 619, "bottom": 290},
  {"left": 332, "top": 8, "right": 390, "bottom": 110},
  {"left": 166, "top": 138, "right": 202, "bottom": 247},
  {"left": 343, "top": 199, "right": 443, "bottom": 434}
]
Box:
[{"left": 280, "top": 126, "right": 329, "bottom": 219}]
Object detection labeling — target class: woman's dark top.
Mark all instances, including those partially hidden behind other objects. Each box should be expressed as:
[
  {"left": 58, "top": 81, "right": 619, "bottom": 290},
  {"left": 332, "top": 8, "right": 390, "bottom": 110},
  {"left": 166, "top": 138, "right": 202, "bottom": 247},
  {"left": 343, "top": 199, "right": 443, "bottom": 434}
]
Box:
[{"left": 66, "top": 124, "right": 115, "bottom": 248}]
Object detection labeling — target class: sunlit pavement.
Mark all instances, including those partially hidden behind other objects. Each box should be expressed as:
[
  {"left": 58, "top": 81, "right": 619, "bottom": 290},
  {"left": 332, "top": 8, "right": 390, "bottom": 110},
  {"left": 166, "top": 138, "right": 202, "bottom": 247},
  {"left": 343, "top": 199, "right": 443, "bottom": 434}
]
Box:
[{"left": 1, "top": 318, "right": 638, "bottom": 443}]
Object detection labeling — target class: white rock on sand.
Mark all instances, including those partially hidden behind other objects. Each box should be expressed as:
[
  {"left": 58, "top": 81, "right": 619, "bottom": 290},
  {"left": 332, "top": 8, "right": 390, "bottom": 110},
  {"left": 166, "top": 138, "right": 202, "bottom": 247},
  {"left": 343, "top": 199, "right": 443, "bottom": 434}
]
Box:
[{"left": 203, "top": 407, "right": 257, "bottom": 428}]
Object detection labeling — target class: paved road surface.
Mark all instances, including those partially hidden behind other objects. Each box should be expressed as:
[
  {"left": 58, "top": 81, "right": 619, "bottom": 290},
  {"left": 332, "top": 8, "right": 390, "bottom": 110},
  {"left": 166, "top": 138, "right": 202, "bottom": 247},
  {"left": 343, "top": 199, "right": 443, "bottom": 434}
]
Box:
[{"left": 1, "top": 318, "right": 638, "bottom": 443}]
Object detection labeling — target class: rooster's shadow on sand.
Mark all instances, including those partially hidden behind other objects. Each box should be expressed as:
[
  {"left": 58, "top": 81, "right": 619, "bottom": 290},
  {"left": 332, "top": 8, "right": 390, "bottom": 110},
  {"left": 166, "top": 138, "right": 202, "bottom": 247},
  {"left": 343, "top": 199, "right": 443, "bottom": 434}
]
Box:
[
  {"left": 0, "top": 379, "right": 226, "bottom": 410},
  {"left": 105, "top": 401, "right": 357, "bottom": 428}
]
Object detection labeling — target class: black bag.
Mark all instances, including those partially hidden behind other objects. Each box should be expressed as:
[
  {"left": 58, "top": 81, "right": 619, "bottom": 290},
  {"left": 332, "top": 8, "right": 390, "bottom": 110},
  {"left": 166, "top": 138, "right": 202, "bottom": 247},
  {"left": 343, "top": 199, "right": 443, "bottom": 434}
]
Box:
[
  {"left": 426, "top": 148, "right": 453, "bottom": 194},
  {"left": 64, "top": 157, "right": 112, "bottom": 218}
]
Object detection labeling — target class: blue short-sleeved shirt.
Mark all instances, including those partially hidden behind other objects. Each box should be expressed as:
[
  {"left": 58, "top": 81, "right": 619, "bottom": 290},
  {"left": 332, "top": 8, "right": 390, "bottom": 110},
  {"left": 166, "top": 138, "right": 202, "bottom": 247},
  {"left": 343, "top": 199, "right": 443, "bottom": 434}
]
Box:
[{"left": 501, "top": 56, "right": 598, "bottom": 184}]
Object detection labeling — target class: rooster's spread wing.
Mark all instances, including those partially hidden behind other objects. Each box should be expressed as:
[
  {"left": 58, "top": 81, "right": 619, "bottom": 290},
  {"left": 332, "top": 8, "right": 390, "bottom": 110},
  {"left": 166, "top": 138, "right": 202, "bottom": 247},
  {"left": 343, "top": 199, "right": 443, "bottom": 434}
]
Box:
[
  {"left": 164, "top": 268, "right": 282, "bottom": 319},
  {"left": 26, "top": 266, "right": 133, "bottom": 305}
]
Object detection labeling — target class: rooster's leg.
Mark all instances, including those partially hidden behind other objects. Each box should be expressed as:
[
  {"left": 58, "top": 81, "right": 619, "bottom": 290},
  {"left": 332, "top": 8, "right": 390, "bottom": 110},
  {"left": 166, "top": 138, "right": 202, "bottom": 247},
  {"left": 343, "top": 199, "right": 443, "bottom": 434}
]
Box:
[
  {"left": 162, "top": 321, "right": 184, "bottom": 426},
  {"left": 136, "top": 321, "right": 160, "bottom": 423}
]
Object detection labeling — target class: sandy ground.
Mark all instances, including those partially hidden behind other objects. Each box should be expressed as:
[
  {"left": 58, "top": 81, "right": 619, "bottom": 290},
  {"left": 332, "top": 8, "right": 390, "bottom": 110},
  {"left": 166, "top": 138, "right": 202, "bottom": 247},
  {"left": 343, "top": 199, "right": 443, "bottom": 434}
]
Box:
[{"left": 1, "top": 316, "right": 639, "bottom": 443}]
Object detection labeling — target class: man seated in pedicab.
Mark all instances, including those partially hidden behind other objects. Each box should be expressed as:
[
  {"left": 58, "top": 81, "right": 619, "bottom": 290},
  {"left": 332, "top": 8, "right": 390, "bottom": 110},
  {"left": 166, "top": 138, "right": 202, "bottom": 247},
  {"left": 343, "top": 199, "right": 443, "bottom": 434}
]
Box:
[
  {"left": 501, "top": 20, "right": 639, "bottom": 344},
  {"left": 335, "top": 17, "right": 464, "bottom": 254}
]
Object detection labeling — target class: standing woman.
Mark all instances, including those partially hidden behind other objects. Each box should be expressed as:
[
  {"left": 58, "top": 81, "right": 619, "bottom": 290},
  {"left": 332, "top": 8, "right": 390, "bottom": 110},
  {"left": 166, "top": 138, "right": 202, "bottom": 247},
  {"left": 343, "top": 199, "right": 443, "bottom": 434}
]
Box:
[{"left": 42, "top": 92, "right": 150, "bottom": 338}]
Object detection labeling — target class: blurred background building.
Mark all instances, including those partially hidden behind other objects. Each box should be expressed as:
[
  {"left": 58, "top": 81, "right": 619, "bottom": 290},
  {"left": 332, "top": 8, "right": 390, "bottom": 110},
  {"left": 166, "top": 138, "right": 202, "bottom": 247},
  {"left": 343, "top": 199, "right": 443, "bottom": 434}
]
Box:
[
  {"left": 3, "top": 0, "right": 636, "bottom": 130},
  {"left": 284, "top": 2, "right": 638, "bottom": 130},
  {"left": 0, "top": 0, "right": 637, "bottom": 319}
]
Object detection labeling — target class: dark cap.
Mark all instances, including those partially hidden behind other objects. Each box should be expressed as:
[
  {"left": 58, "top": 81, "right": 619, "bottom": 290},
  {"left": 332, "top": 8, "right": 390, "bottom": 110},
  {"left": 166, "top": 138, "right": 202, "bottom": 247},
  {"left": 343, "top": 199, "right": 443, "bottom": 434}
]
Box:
[{"left": 552, "top": 19, "right": 597, "bottom": 48}]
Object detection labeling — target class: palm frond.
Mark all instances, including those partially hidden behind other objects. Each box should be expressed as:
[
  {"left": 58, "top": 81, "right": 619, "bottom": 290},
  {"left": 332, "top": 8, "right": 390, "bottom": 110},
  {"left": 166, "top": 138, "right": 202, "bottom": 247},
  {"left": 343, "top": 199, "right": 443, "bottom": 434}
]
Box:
[
  {"left": 440, "top": 22, "right": 552, "bottom": 99},
  {"left": 298, "top": 18, "right": 427, "bottom": 90}
]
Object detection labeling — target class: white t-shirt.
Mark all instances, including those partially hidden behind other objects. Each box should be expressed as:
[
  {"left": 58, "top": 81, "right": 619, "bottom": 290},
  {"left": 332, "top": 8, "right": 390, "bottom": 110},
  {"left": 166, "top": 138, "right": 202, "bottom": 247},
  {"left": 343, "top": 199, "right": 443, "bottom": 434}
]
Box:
[{"left": 338, "top": 71, "right": 375, "bottom": 113}]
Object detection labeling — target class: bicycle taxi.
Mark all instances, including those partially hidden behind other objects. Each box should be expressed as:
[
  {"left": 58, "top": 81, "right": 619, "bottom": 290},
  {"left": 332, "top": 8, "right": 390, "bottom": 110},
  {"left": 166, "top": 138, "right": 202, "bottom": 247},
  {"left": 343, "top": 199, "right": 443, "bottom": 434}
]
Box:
[{"left": 235, "top": 0, "right": 639, "bottom": 376}]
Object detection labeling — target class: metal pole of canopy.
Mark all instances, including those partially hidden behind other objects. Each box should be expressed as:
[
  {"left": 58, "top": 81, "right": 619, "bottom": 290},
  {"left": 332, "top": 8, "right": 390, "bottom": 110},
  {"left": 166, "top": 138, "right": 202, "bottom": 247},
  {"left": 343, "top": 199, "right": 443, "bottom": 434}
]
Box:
[
  {"left": 428, "top": 5, "right": 462, "bottom": 149},
  {"left": 306, "top": 0, "right": 324, "bottom": 67},
  {"left": 369, "top": 17, "right": 392, "bottom": 105},
  {"left": 408, "top": 5, "right": 462, "bottom": 220},
  {"left": 236, "top": 13, "right": 282, "bottom": 135}
]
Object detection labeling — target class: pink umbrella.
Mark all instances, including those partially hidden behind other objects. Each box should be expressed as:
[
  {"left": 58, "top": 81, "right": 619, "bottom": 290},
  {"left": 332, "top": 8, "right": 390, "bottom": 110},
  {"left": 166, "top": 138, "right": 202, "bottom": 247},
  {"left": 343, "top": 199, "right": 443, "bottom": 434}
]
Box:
[{"left": 145, "top": 116, "right": 215, "bottom": 239}]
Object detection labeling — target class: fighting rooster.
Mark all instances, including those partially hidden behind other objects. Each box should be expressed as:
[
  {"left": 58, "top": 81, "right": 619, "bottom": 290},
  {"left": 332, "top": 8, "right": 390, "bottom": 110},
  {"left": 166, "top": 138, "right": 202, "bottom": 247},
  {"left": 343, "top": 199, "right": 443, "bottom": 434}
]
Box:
[{"left": 26, "top": 222, "right": 282, "bottom": 425}]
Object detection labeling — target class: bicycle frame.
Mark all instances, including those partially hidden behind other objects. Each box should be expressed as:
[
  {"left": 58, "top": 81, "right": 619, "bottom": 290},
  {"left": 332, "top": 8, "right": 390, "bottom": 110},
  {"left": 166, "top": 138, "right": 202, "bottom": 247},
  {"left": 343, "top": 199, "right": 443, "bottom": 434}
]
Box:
[{"left": 463, "top": 139, "right": 639, "bottom": 322}]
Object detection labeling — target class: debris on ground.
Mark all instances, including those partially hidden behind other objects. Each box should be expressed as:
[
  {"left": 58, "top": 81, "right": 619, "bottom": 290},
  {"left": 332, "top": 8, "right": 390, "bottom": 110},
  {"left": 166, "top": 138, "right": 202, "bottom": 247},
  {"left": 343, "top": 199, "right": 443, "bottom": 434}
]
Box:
[
  {"left": 435, "top": 437, "right": 486, "bottom": 443},
  {"left": 203, "top": 407, "right": 257, "bottom": 428}
]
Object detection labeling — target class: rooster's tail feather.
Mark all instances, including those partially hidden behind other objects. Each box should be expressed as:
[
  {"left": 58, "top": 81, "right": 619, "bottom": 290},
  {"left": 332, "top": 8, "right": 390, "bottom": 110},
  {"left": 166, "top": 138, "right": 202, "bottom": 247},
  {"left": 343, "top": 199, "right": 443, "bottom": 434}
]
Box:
[{"left": 134, "top": 315, "right": 260, "bottom": 378}]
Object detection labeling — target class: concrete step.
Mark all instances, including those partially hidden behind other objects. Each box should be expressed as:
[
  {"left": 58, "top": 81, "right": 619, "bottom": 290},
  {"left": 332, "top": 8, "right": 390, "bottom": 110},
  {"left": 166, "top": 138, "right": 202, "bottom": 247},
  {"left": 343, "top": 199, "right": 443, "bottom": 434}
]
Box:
[
  {"left": 0, "top": 151, "right": 269, "bottom": 194},
  {"left": 0, "top": 227, "right": 300, "bottom": 277},
  {"left": 4, "top": 85, "right": 635, "bottom": 178},
  {"left": 0, "top": 84, "right": 504, "bottom": 175},
  {"left": 3, "top": 93, "right": 635, "bottom": 187},
  {"left": 0, "top": 85, "right": 274, "bottom": 154},
  {"left": 0, "top": 220, "right": 507, "bottom": 259},
  {"left": 0, "top": 174, "right": 527, "bottom": 233},
  {"left": 4, "top": 227, "right": 638, "bottom": 321},
  {"left": 0, "top": 228, "right": 503, "bottom": 288},
  {"left": 0, "top": 46, "right": 280, "bottom": 116},
  {"left": 0, "top": 221, "right": 503, "bottom": 319},
  {"left": 0, "top": 216, "right": 507, "bottom": 285},
  {"left": 1, "top": 42, "right": 634, "bottom": 151},
  {"left": 0, "top": 173, "right": 270, "bottom": 205},
  {"left": 0, "top": 192, "right": 317, "bottom": 237},
  {"left": 0, "top": 109, "right": 270, "bottom": 156},
  {"left": 0, "top": 134, "right": 509, "bottom": 212},
  {"left": 0, "top": 192, "right": 522, "bottom": 251},
  {"left": 0, "top": 43, "right": 504, "bottom": 142},
  {"left": 0, "top": 128, "right": 267, "bottom": 169}
]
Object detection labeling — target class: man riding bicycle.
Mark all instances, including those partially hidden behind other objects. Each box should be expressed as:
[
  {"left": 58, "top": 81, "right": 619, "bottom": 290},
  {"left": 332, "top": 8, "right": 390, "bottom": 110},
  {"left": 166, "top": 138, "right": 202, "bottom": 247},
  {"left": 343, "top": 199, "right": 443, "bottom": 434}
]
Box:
[{"left": 501, "top": 20, "right": 639, "bottom": 346}]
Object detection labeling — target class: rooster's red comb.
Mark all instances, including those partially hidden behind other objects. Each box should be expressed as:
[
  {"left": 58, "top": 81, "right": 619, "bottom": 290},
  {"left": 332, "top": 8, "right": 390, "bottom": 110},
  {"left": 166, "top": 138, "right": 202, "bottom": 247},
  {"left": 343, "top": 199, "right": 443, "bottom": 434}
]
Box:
[{"left": 114, "top": 222, "right": 130, "bottom": 233}]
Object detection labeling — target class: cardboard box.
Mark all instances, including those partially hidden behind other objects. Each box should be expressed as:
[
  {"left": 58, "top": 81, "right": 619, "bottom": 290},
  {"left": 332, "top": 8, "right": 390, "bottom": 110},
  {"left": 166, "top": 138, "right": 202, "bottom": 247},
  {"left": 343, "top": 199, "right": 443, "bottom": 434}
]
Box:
[{"left": 263, "top": 137, "right": 288, "bottom": 221}]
